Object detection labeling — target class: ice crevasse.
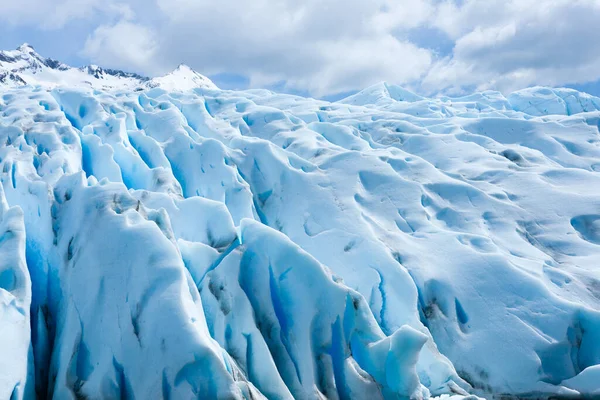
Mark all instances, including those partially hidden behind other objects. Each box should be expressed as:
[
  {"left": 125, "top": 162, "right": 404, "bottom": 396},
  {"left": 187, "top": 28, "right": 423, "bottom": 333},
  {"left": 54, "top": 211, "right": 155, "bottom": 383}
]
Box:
[{"left": 0, "top": 82, "right": 599, "bottom": 399}]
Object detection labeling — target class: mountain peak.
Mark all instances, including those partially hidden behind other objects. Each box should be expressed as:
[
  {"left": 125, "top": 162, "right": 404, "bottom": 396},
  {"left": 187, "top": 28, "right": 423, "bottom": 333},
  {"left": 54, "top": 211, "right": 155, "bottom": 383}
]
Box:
[
  {"left": 174, "top": 63, "right": 193, "bottom": 72},
  {"left": 0, "top": 43, "right": 217, "bottom": 92},
  {"left": 144, "top": 64, "right": 218, "bottom": 91},
  {"left": 16, "top": 43, "right": 36, "bottom": 54}
]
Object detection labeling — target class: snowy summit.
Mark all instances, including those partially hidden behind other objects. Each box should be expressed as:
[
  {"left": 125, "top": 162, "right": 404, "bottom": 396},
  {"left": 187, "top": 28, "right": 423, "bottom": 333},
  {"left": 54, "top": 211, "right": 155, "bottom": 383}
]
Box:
[
  {"left": 0, "top": 44, "right": 217, "bottom": 91},
  {"left": 144, "top": 64, "right": 218, "bottom": 91},
  {"left": 0, "top": 43, "right": 599, "bottom": 400}
]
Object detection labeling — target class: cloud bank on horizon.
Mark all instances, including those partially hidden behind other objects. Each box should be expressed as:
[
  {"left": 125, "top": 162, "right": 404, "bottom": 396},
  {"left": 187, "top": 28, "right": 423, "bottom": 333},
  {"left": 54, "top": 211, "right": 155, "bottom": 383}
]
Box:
[{"left": 1, "top": 0, "right": 599, "bottom": 98}]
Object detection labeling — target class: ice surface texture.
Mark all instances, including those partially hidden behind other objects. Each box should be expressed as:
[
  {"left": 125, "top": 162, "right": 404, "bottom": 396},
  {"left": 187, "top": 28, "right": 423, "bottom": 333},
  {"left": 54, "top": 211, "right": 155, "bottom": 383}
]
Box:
[{"left": 0, "top": 80, "right": 599, "bottom": 399}]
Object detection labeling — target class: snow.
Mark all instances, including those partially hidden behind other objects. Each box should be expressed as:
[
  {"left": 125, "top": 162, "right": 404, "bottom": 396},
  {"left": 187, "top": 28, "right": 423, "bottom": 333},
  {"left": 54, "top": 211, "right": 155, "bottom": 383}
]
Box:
[
  {"left": 144, "top": 64, "right": 218, "bottom": 91},
  {"left": 0, "top": 44, "right": 217, "bottom": 92},
  {"left": 1, "top": 47, "right": 600, "bottom": 399}
]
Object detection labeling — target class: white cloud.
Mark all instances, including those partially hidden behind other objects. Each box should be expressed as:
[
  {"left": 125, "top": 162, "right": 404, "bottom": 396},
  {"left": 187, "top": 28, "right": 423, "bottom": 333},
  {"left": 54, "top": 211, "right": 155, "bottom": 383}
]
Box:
[
  {"left": 82, "top": 21, "right": 158, "bottom": 73},
  {"left": 0, "top": 0, "right": 133, "bottom": 29},
  {"left": 280, "top": 36, "right": 432, "bottom": 96},
  {"left": 82, "top": 0, "right": 437, "bottom": 96},
  {"left": 422, "top": 0, "right": 600, "bottom": 94},
  {"left": 4, "top": 0, "right": 600, "bottom": 97}
]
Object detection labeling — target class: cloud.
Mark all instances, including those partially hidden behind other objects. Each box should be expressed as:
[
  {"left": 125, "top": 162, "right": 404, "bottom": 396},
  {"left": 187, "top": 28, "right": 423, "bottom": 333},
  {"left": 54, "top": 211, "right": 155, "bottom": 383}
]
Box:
[
  {"left": 82, "top": 0, "right": 437, "bottom": 96},
  {"left": 0, "top": 0, "right": 133, "bottom": 29},
  {"left": 4, "top": 0, "right": 600, "bottom": 97},
  {"left": 422, "top": 0, "right": 600, "bottom": 94},
  {"left": 279, "top": 37, "right": 432, "bottom": 95},
  {"left": 82, "top": 21, "right": 159, "bottom": 73}
]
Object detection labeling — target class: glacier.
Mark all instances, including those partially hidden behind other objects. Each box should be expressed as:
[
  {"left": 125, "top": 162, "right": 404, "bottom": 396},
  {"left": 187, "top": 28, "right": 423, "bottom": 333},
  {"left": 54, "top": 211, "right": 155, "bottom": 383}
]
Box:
[{"left": 0, "top": 45, "right": 600, "bottom": 399}]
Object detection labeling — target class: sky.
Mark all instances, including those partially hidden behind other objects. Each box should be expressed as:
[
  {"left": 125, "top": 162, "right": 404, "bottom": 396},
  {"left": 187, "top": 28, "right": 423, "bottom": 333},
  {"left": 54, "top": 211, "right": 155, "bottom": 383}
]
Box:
[{"left": 1, "top": 0, "right": 600, "bottom": 100}]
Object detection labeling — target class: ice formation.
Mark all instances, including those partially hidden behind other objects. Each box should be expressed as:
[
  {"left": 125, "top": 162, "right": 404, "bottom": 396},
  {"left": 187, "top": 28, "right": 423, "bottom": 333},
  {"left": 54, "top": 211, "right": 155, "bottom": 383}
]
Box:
[{"left": 1, "top": 44, "right": 600, "bottom": 399}]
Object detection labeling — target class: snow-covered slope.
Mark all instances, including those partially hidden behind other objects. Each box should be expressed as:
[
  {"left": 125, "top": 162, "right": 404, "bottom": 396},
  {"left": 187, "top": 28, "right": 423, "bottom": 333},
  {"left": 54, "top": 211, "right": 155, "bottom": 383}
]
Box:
[
  {"left": 144, "top": 64, "right": 218, "bottom": 91},
  {"left": 1, "top": 51, "right": 600, "bottom": 399},
  {"left": 0, "top": 44, "right": 217, "bottom": 92}
]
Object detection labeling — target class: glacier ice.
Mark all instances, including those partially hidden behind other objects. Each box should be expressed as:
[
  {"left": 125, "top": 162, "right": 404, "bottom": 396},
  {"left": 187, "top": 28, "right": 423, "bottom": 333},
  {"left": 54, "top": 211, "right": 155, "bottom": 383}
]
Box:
[
  {"left": 0, "top": 53, "right": 600, "bottom": 399},
  {"left": 0, "top": 185, "right": 34, "bottom": 400}
]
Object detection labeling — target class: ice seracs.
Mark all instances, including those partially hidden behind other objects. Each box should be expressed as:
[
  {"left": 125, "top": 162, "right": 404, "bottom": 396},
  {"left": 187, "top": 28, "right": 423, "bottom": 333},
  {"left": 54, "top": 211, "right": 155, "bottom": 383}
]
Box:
[
  {"left": 341, "top": 81, "right": 600, "bottom": 117},
  {"left": 1, "top": 45, "right": 600, "bottom": 399},
  {"left": 339, "top": 82, "right": 425, "bottom": 106},
  {"left": 507, "top": 86, "right": 600, "bottom": 116},
  {"left": 0, "top": 185, "right": 34, "bottom": 400}
]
